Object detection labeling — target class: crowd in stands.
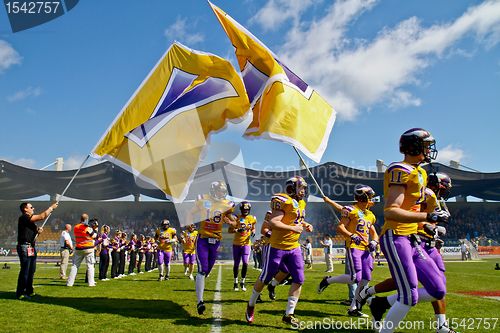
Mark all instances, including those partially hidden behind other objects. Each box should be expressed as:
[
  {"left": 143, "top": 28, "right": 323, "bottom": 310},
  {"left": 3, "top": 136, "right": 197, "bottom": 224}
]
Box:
[{"left": 1, "top": 201, "right": 499, "bottom": 250}]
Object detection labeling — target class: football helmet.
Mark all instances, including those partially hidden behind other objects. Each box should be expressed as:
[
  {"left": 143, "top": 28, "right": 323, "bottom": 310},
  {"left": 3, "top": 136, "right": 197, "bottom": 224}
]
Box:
[
  {"left": 89, "top": 218, "right": 99, "bottom": 229},
  {"left": 285, "top": 176, "right": 308, "bottom": 200},
  {"left": 210, "top": 181, "right": 228, "bottom": 200},
  {"left": 161, "top": 219, "right": 170, "bottom": 230},
  {"left": 239, "top": 201, "right": 251, "bottom": 216},
  {"left": 427, "top": 172, "right": 452, "bottom": 200},
  {"left": 399, "top": 128, "right": 437, "bottom": 162},
  {"left": 354, "top": 185, "right": 376, "bottom": 203}
]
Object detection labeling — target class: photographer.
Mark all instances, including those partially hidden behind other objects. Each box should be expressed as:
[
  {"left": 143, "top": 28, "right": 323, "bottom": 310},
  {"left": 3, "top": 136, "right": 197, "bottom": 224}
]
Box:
[{"left": 67, "top": 214, "right": 98, "bottom": 287}]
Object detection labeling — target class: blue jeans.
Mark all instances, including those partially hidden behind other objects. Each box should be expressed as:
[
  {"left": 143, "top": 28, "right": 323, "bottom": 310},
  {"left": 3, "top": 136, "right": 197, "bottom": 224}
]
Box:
[{"left": 16, "top": 244, "right": 37, "bottom": 298}]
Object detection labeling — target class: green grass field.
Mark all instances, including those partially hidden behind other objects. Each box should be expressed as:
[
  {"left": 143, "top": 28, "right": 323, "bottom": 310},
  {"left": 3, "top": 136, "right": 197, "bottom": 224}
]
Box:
[{"left": 0, "top": 259, "right": 499, "bottom": 332}]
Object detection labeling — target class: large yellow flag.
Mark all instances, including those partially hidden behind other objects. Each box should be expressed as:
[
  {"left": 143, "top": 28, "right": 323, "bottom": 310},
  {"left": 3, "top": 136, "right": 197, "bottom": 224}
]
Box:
[
  {"left": 91, "top": 42, "right": 250, "bottom": 201},
  {"left": 210, "top": 2, "right": 336, "bottom": 163}
]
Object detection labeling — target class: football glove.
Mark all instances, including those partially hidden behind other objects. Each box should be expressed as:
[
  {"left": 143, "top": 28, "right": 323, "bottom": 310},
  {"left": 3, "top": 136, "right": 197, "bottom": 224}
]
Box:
[
  {"left": 368, "top": 240, "right": 378, "bottom": 252},
  {"left": 426, "top": 209, "right": 450, "bottom": 223},
  {"left": 350, "top": 234, "right": 363, "bottom": 245}
]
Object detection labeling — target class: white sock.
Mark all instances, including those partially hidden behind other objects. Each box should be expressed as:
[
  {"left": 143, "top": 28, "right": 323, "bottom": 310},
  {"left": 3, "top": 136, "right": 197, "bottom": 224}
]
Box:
[
  {"left": 436, "top": 314, "right": 447, "bottom": 328},
  {"left": 366, "top": 286, "right": 376, "bottom": 296},
  {"left": 349, "top": 298, "right": 357, "bottom": 311},
  {"left": 387, "top": 294, "right": 397, "bottom": 306},
  {"left": 326, "top": 274, "right": 352, "bottom": 284},
  {"left": 242, "top": 278, "right": 246, "bottom": 284},
  {"left": 271, "top": 278, "right": 279, "bottom": 287},
  {"left": 234, "top": 278, "right": 238, "bottom": 284},
  {"left": 249, "top": 288, "right": 261, "bottom": 306},
  {"left": 167, "top": 264, "right": 170, "bottom": 277},
  {"left": 196, "top": 273, "right": 205, "bottom": 303},
  {"left": 418, "top": 288, "right": 437, "bottom": 302},
  {"left": 286, "top": 296, "right": 298, "bottom": 315},
  {"left": 380, "top": 301, "right": 411, "bottom": 333}
]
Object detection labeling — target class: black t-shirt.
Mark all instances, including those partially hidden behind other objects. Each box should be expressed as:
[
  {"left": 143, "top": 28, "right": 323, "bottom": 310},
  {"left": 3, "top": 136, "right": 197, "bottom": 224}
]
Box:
[{"left": 18, "top": 214, "right": 38, "bottom": 246}]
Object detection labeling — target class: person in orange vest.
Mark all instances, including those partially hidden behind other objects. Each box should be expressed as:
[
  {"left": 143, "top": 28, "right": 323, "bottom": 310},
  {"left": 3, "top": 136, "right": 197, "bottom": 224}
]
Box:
[{"left": 67, "top": 214, "right": 98, "bottom": 287}]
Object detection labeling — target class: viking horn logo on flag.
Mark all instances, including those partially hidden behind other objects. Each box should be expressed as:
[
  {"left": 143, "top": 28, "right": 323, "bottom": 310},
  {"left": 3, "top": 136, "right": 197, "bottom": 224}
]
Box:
[
  {"left": 209, "top": 1, "right": 336, "bottom": 163},
  {"left": 91, "top": 42, "right": 250, "bottom": 202}
]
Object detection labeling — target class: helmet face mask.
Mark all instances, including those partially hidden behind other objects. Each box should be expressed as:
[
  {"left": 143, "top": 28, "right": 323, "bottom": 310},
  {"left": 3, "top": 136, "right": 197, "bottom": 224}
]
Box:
[
  {"left": 161, "top": 219, "right": 170, "bottom": 230},
  {"left": 427, "top": 172, "right": 452, "bottom": 200},
  {"left": 210, "top": 181, "right": 228, "bottom": 200},
  {"left": 239, "top": 201, "right": 251, "bottom": 216},
  {"left": 399, "top": 128, "right": 438, "bottom": 163},
  {"left": 285, "top": 176, "right": 308, "bottom": 200},
  {"left": 354, "top": 185, "right": 376, "bottom": 203}
]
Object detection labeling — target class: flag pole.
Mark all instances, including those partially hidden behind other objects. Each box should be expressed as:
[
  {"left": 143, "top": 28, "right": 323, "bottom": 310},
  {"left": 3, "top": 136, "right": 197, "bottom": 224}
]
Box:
[
  {"left": 39, "top": 154, "right": 91, "bottom": 230},
  {"left": 292, "top": 146, "right": 341, "bottom": 223}
]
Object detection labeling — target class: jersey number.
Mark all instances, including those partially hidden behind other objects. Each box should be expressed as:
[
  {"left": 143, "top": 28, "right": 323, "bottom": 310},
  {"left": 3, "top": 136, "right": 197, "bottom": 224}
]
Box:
[
  {"left": 356, "top": 219, "right": 371, "bottom": 234},
  {"left": 390, "top": 171, "right": 402, "bottom": 183}
]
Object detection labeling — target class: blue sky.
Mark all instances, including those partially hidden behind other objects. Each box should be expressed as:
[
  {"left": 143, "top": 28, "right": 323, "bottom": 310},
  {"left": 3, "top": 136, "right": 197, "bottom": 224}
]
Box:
[{"left": 0, "top": 0, "right": 499, "bottom": 175}]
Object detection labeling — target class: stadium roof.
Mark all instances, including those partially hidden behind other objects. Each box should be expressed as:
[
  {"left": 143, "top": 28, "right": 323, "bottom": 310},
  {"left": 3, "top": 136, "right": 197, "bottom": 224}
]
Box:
[{"left": 1, "top": 159, "right": 499, "bottom": 201}]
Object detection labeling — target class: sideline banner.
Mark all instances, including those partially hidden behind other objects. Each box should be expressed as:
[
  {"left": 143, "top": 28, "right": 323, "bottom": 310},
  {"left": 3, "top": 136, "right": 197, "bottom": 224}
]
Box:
[{"left": 478, "top": 246, "right": 500, "bottom": 255}]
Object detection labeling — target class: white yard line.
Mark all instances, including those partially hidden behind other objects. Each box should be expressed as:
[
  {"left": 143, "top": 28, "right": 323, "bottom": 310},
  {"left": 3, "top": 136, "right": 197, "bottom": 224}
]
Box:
[{"left": 210, "top": 264, "right": 223, "bottom": 333}]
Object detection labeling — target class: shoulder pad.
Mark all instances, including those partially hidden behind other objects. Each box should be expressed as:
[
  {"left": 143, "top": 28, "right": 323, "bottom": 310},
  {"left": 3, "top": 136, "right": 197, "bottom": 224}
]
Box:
[
  {"left": 341, "top": 205, "right": 354, "bottom": 218},
  {"left": 386, "top": 162, "right": 414, "bottom": 174},
  {"left": 272, "top": 193, "right": 292, "bottom": 203}
]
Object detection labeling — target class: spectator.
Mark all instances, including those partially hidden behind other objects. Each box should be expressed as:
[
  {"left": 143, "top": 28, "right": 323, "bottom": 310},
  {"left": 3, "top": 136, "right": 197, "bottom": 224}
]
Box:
[
  {"left": 320, "top": 234, "right": 334, "bottom": 273},
  {"left": 59, "top": 224, "right": 73, "bottom": 280}
]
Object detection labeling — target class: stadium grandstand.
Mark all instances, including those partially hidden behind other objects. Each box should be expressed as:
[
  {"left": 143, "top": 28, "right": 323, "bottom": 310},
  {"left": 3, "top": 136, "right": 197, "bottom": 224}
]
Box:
[{"left": 1, "top": 159, "right": 499, "bottom": 259}]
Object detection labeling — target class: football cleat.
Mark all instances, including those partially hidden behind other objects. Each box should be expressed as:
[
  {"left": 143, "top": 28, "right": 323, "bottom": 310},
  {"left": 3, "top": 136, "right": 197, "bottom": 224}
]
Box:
[
  {"left": 437, "top": 323, "right": 459, "bottom": 333},
  {"left": 240, "top": 282, "right": 247, "bottom": 291},
  {"left": 233, "top": 283, "right": 239, "bottom": 291},
  {"left": 197, "top": 301, "right": 206, "bottom": 315},
  {"left": 245, "top": 304, "right": 255, "bottom": 323},
  {"left": 368, "top": 296, "right": 390, "bottom": 322},
  {"left": 317, "top": 276, "right": 330, "bottom": 294},
  {"left": 282, "top": 313, "right": 298, "bottom": 325},
  {"left": 347, "top": 309, "right": 369, "bottom": 318},
  {"left": 267, "top": 284, "right": 276, "bottom": 300}
]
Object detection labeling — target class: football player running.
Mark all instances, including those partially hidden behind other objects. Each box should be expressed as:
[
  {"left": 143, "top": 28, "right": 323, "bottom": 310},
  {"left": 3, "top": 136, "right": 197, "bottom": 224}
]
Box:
[
  {"left": 154, "top": 219, "right": 177, "bottom": 281},
  {"left": 245, "top": 176, "right": 313, "bottom": 325},
  {"left": 187, "top": 181, "right": 238, "bottom": 315},
  {"left": 317, "top": 185, "right": 379, "bottom": 318},
  {"left": 261, "top": 210, "right": 292, "bottom": 301},
  {"left": 375, "top": 128, "right": 448, "bottom": 333},
  {"left": 361, "top": 172, "right": 457, "bottom": 333},
  {"left": 229, "top": 201, "right": 257, "bottom": 292},
  {"left": 180, "top": 224, "right": 198, "bottom": 280}
]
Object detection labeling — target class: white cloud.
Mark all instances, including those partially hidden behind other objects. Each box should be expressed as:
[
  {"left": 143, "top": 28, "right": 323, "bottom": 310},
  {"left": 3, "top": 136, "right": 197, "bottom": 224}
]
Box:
[
  {"left": 389, "top": 90, "right": 421, "bottom": 109},
  {"left": 436, "top": 144, "right": 465, "bottom": 165},
  {"left": 250, "top": 0, "right": 314, "bottom": 31},
  {"left": 164, "top": 17, "right": 204, "bottom": 45},
  {"left": 0, "top": 157, "right": 37, "bottom": 169},
  {"left": 64, "top": 155, "right": 100, "bottom": 170},
  {"left": 0, "top": 40, "right": 21, "bottom": 72},
  {"left": 7, "top": 86, "right": 42, "bottom": 102},
  {"left": 252, "top": 0, "right": 500, "bottom": 120}
]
